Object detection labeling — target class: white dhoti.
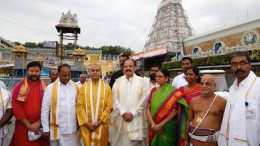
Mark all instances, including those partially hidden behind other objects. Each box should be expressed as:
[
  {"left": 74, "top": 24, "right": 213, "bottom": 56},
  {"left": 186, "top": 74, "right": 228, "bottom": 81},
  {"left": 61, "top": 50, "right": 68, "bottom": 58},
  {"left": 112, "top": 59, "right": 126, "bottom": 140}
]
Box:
[
  {"left": 111, "top": 122, "right": 146, "bottom": 146},
  {"left": 110, "top": 114, "right": 147, "bottom": 146},
  {"left": 0, "top": 135, "right": 8, "bottom": 146},
  {"left": 115, "top": 133, "right": 146, "bottom": 146},
  {"left": 50, "top": 130, "right": 80, "bottom": 146},
  {"left": 189, "top": 131, "right": 219, "bottom": 142}
]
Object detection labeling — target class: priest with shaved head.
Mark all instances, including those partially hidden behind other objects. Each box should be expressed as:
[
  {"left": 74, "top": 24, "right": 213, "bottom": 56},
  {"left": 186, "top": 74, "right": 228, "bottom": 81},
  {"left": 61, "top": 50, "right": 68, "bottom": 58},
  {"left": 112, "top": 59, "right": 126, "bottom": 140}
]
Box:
[
  {"left": 186, "top": 74, "right": 226, "bottom": 146},
  {"left": 77, "top": 64, "right": 112, "bottom": 146}
]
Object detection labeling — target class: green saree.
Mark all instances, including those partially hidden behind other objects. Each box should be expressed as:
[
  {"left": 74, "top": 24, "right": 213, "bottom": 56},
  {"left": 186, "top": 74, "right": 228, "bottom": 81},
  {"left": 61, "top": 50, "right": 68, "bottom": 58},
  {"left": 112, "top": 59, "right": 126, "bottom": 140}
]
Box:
[{"left": 147, "top": 84, "right": 188, "bottom": 146}]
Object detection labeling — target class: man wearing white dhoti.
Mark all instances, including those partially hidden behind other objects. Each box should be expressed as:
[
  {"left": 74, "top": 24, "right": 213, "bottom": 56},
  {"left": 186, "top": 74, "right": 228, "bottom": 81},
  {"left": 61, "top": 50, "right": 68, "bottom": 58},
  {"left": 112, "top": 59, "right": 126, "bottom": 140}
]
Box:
[
  {"left": 41, "top": 64, "right": 80, "bottom": 146},
  {"left": 109, "top": 59, "right": 148, "bottom": 146},
  {"left": 218, "top": 51, "right": 260, "bottom": 146},
  {"left": 0, "top": 87, "right": 12, "bottom": 146}
]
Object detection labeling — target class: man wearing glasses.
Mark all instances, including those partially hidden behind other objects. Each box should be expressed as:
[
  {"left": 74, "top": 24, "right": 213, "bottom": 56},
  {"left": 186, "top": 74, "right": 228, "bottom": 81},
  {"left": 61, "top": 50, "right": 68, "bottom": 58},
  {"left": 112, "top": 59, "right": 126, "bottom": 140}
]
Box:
[{"left": 219, "top": 51, "right": 260, "bottom": 146}]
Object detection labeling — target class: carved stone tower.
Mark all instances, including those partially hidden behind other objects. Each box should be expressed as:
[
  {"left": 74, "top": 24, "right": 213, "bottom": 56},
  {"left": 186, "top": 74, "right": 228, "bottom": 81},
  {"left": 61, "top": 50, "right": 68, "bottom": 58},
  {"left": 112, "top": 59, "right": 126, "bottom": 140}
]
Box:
[{"left": 144, "top": 0, "right": 192, "bottom": 55}]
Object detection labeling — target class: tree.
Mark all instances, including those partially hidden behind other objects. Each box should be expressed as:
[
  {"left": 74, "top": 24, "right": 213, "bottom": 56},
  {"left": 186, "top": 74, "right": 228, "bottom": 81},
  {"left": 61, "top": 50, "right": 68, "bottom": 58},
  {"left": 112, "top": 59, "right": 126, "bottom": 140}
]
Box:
[
  {"left": 100, "top": 46, "right": 133, "bottom": 55},
  {"left": 23, "top": 42, "right": 38, "bottom": 48},
  {"left": 14, "top": 42, "right": 21, "bottom": 46}
]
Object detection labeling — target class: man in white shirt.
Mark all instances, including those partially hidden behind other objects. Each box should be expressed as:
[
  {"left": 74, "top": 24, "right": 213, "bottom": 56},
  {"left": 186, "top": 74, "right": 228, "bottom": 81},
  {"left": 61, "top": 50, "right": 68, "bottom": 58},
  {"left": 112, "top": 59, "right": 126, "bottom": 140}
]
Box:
[
  {"left": 218, "top": 51, "right": 260, "bottom": 146},
  {"left": 109, "top": 59, "right": 148, "bottom": 146},
  {"left": 0, "top": 80, "right": 6, "bottom": 90},
  {"left": 41, "top": 64, "right": 80, "bottom": 146},
  {"left": 0, "top": 87, "right": 12, "bottom": 146},
  {"left": 145, "top": 65, "right": 159, "bottom": 92},
  {"left": 172, "top": 57, "right": 193, "bottom": 88},
  {"left": 76, "top": 74, "right": 87, "bottom": 88}
]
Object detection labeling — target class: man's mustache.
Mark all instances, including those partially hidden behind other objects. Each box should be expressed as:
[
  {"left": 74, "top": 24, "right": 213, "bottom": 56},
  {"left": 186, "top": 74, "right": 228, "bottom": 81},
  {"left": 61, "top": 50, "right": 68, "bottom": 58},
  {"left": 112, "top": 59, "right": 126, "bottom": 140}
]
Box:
[
  {"left": 235, "top": 69, "right": 245, "bottom": 74},
  {"left": 125, "top": 70, "right": 132, "bottom": 72},
  {"left": 149, "top": 73, "right": 156, "bottom": 79},
  {"left": 29, "top": 75, "right": 40, "bottom": 80}
]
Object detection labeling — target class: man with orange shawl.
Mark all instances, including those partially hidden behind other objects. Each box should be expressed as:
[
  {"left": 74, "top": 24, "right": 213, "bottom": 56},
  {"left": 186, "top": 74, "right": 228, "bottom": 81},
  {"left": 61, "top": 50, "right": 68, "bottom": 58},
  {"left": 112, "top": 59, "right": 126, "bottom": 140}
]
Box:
[{"left": 10, "top": 61, "right": 49, "bottom": 146}]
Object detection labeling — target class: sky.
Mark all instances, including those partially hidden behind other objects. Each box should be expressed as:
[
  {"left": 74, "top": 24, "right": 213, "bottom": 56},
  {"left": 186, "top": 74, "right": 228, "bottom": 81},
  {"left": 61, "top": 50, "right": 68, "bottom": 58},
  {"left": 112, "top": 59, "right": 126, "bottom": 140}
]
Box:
[{"left": 1, "top": 0, "right": 260, "bottom": 53}]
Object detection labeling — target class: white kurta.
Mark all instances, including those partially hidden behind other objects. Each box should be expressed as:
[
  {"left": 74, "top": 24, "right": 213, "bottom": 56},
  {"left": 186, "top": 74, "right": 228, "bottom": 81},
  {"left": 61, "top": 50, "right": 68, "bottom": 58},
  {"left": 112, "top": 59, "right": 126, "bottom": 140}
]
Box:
[
  {"left": 0, "top": 81, "right": 6, "bottom": 90},
  {"left": 41, "top": 79, "right": 80, "bottom": 146},
  {"left": 0, "top": 88, "right": 11, "bottom": 146},
  {"left": 218, "top": 71, "right": 260, "bottom": 146},
  {"left": 171, "top": 73, "right": 187, "bottom": 88},
  {"left": 143, "top": 77, "right": 158, "bottom": 93},
  {"left": 109, "top": 74, "right": 148, "bottom": 146},
  {"left": 76, "top": 81, "right": 85, "bottom": 89}
]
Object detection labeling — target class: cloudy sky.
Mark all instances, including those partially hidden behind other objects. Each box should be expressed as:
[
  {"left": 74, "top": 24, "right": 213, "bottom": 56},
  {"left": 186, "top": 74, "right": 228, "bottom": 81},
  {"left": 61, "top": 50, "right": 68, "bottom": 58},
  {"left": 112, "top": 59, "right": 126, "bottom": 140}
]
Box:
[{"left": 1, "top": 0, "right": 260, "bottom": 52}]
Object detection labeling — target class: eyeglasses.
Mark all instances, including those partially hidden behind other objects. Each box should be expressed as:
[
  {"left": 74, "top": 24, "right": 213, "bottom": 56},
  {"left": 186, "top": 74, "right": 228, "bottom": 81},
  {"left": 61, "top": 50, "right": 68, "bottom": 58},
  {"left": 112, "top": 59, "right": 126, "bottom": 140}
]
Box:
[{"left": 231, "top": 61, "right": 249, "bottom": 67}]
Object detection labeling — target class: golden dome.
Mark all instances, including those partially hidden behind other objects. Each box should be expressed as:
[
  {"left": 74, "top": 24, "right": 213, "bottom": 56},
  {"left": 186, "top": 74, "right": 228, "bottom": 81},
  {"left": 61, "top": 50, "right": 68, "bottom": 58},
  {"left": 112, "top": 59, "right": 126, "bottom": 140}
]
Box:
[
  {"left": 12, "top": 45, "right": 28, "bottom": 53},
  {"left": 35, "top": 56, "right": 44, "bottom": 61},
  {"left": 72, "top": 48, "right": 85, "bottom": 56}
]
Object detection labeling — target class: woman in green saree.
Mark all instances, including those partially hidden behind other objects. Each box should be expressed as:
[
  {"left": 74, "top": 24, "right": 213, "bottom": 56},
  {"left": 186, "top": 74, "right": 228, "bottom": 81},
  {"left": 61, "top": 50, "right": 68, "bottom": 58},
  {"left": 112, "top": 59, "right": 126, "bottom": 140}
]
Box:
[{"left": 146, "top": 69, "right": 188, "bottom": 146}]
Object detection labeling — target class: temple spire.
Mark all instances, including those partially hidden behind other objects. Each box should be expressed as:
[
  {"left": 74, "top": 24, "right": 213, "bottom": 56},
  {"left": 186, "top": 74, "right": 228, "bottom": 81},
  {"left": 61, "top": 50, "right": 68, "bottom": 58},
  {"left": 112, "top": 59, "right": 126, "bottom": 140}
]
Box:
[{"left": 144, "top": 0, "right": 192, "bottom": 55}]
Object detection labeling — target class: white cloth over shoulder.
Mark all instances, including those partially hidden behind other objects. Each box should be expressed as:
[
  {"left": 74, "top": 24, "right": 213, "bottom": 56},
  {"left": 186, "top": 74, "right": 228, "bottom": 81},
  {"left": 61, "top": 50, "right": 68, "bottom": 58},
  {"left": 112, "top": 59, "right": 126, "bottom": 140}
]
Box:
[
  {"left": 76, "top": 81, "right": 85, "bottom": 89},
  {"left": 218, "top": 71, "right": 260, "bottom": 146},
  {"left": 143, "top": 77, "right": 158, "bottom": 94},
  {"left": 0, "top": 81, "right": 6, "bottom": 90},
  {"left": 0, "top": 88, "right": 11, "bottom": 138},
  {"left": 109, "top": 74, "right": 148, "bottom": 146},
  {"left": 171, "top": 73, "right": 187, "bottom": 88}
]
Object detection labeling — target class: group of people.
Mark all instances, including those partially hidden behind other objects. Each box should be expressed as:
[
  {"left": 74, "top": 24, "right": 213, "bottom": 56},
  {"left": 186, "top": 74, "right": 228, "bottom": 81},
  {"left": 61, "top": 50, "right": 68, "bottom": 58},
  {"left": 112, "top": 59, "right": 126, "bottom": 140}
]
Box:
[{"left": 0, "top": 50, "right": 259, "bottom": 146}]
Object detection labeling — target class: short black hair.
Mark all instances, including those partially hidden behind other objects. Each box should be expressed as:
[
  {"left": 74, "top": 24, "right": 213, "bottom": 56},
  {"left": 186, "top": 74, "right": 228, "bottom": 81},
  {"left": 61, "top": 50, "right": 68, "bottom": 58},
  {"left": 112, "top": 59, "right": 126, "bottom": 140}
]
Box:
[
  {"left": 119, "top": 54, "right": 129, "bottom": 59},
  {"left": 230, "top": 51, "right": 251, "bottom": 63},
  {"left": 58, "top": 63, "right": 71, "bottom": 73},
  {"left": 49, "top": 69, "right": 58, "bottom": 74},
  {"left": 27, "top": 61, "right": 42, "bottom": 70},
  {"left": 149, "top": 64, "right": 160, "bottom": 71},
  {"left": 123, "top": 59, "right": 136, "bottom": 67},
  {"left": 181, "top": 57, "right": 193, "bottom": 64}
]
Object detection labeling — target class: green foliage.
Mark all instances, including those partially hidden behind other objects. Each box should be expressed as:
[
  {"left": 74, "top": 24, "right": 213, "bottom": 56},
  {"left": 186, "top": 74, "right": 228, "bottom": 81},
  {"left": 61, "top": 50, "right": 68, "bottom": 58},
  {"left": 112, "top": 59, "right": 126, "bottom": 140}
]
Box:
[
  {"left": 163, "top": 49, "right": 260, "bottom": 70},
  {"left": 65, "top": 43, "right": 74, "bottom": 50},
  {"left": 80, "top": 45, "right": 133, "bottom": 55},
  {"left": 18, "top": 41, "right": 134, "bottom": 55},
  {"left": 100, "top": 46, "right": 133, "bottom": 55},
  {"left": 23, "top": 42, "right": 38, "bottom": 48},
  {"left": 14, "top": 42, "right": 21, "bottom": 46},
  {"left": 250, "top": 49, "right": 260, "bottom": 62}
]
